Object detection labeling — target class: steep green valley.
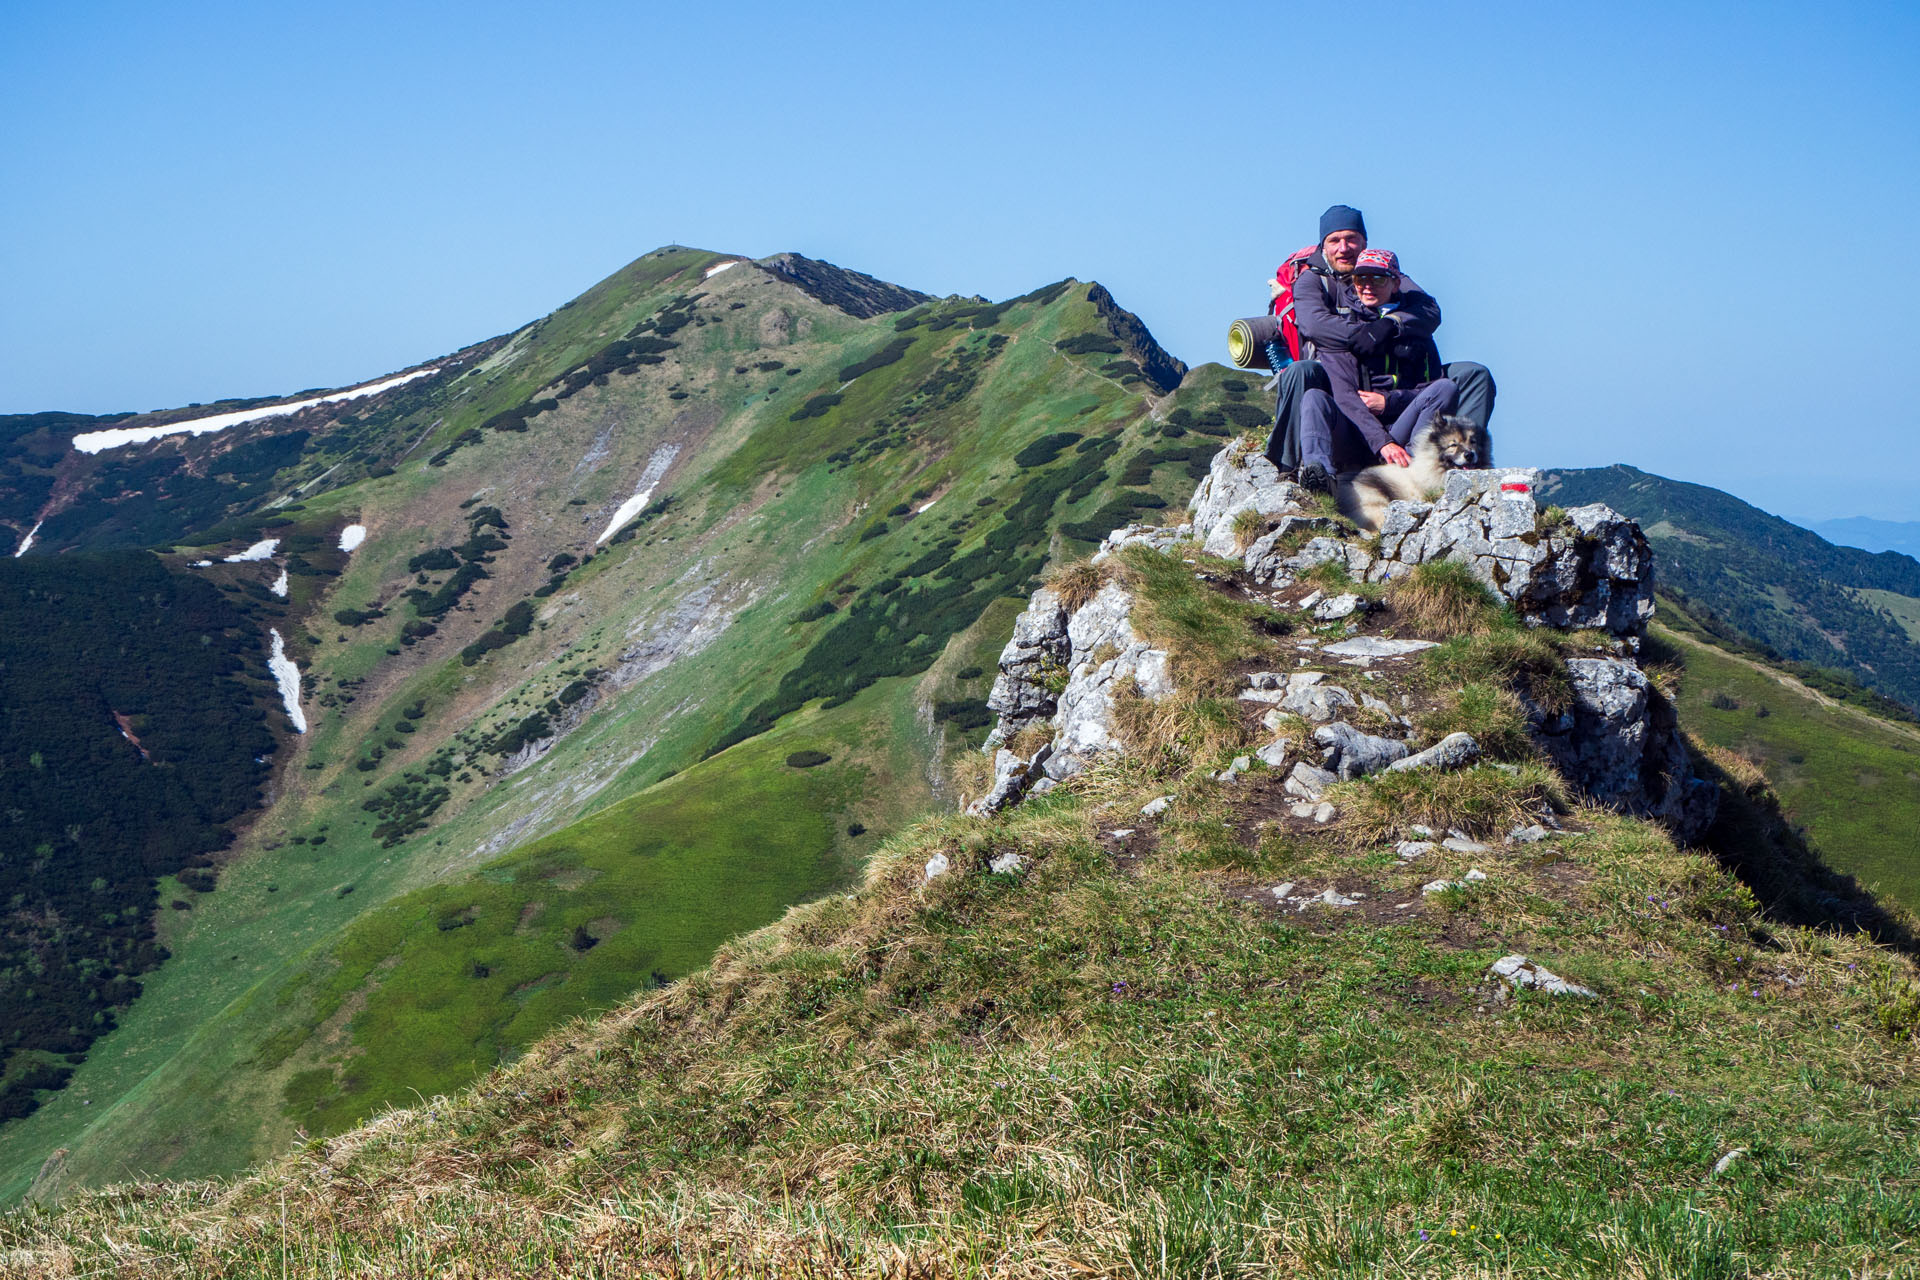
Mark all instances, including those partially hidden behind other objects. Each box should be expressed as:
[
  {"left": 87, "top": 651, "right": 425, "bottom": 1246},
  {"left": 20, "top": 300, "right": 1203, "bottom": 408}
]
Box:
[{"left": 0, "top": 248, "right": 1280, "bottom": 1200}]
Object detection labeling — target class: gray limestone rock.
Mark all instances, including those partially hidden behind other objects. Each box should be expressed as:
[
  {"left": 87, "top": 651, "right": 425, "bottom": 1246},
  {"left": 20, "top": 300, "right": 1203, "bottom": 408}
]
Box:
[
  {"left": 967, "top": 744, "right": 1055, "bottom": 816},
  {"left": 1188, "top": 447, "right": 1310, "bottom": 557},
  {"left": 1321, "top": 636, "right": 1438, "bottom": 660},
  {"left": 1531, "top": 657, "right": 1716, "bottom": 842},
  {"left": 989, "top": 852, "right": 1029, "bottom": 875},
  {"left": 1280, "top": 681, "right": 1357, "bottom": 722},
  {"left": 985, "top": 587, "right": 1071, "bottom": 734},
  {"left": 1314, "top": 721, "right": 1412, "bottom": 780},
  {"left": 1386, "top": 732, "right": 1482, "bottom": 773},
  {"left": 1096, "top": 522, "right": 1192, "bottom": 561},
  {"left": 1244, "top": 515, "right": 1334, "bottom": 584},
  {"left": 1044, "top": 583, "right": 1175, "bottom": 780},
  {"left": 1312, "top": 592, "right": 1364, "bottom": 620},
  {"left": 1255, "top": 740, "right": 1291, "bottom": 769},
  {"left": 1140, "top": 795, "right": 1174, "bottom": 817},
  {"left": 1285, "top": 762, "right": 1338, "bottom": 800},
  {"left": 1486, "top": 953, "right": 1597, "bottom": 999}
]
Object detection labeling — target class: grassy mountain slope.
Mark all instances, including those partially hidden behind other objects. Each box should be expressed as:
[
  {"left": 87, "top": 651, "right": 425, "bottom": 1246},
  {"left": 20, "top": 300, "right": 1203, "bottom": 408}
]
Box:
[
  {"left": 1659, "top": 601, "right": 1920, "bottom": 911},
  {"left": 7, "top": 546, "right": 1916, "bottom": 1278},
  {"left": 0, "top": 250, "right": 1271, "bottom": 1200},
  {"left": 1540, "top": 465, "right": 1920, "bottom": 714}
]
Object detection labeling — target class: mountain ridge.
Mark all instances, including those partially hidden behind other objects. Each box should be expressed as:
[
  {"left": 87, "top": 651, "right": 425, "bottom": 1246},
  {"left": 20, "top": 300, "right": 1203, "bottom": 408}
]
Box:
[
  {"left": 0, "top": 245, "right": 1245, "bottom": 1199},
  {"left": 7, "top": 411, "right": 1918, "bottom": 1277}
]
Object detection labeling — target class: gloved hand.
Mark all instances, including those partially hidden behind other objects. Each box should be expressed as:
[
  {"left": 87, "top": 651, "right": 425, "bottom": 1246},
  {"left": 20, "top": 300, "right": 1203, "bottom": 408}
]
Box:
[{"left": 1352, "top": 318, "right": 1398, "bottom": 355}]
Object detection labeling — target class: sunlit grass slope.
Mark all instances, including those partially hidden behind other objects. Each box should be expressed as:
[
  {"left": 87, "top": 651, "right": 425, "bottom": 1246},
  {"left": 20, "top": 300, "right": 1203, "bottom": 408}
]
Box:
[
  {"left": 7, "top": 547, "right": 1917, "bottom": 1277},
  {"left": 0, "top": 252, "right": 1254, "bottom": 1199},
  {"left": 1659, "top": 608, "right": 1920, "bottom": 912}
]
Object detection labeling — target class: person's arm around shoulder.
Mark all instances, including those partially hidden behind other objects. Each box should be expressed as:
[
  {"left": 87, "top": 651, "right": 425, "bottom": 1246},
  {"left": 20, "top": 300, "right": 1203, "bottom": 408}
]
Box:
[
  {"left": 1385, "top": 278, "right": 1441, "bottom": 337},
  {"left": 1293, "top": 266, "right": 1373, "bottom": 354}
]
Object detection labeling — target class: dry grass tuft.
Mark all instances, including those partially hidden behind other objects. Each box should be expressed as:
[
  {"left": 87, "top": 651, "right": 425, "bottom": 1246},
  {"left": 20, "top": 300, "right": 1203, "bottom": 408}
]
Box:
[
  {"left": 1007, "top": 722, "right": 1053, "bottom": 759},
  {"left": 1230, "top": 508, "right": 1268, "bottom": 551},
  {"left": 1417, "top": 682, "right": 1538, "bottom": 760},
  {"left": 948, "top": 739, "right": 996, "bottom": 802},
  {"left": 1044, "top": 559, "right": 1111, "bottom": 613},
  {"left": 1387, "top": 560, "right": 1503, "bottom": 637},
  {"left": 1336, "top": 762, "right": 1562, "bottom": 841}
]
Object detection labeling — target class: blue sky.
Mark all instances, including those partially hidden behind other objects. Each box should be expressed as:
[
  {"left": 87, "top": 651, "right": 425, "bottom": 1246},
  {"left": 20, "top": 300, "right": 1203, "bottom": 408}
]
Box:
[{"left": 3, "top": 0, "right": 1917, "bottom": 519}]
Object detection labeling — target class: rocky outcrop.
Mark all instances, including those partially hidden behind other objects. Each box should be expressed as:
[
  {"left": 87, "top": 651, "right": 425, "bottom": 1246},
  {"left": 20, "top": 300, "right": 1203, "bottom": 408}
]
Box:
[
  {"left": 974, "top": 581, "right": 1174, "bottom": 814},
  {"left": 1187, "top": 446, "right": 1312, "bottom": 558},
  {"left": 1190, "top": 448, "right": 1656, "bottom": 641},
  {"left": 1530, "top": 657, "right": 1717, "bottom": 842},
  {"left": 975, "top": 444, "right": 1715, "bottom": 841},
  {"left": 758, "top": 253, "right": 932, "bottom": 319},
  {"left": 1086, "top": 284, "right": 1189, "bottom": 395}
]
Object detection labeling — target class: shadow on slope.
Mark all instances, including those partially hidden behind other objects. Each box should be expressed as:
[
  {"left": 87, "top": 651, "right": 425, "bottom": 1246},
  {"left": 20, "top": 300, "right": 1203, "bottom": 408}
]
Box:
[{"left": 1692, "top": 745, "right": 1920, "bottom": 959}]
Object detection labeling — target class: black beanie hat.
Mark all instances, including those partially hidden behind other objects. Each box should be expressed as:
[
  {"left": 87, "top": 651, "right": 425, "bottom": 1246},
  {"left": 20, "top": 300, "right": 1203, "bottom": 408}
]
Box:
[{"left": 1319, "top": 204, "right": 1367, "bottom": 243}]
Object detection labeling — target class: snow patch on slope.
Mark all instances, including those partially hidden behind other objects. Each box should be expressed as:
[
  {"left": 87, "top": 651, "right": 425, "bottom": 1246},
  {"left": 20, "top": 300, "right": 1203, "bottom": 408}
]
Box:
[
  {"left": 338, "top": 524, "right": 366, "bottom": 552},
  {"left": 267, "top": 629, "right": 306, "bottom": 733},
  {"left": 12, "top": 521, "right": 41, "bottom": 558},
  {"left": 270, "top": 568, "right": 289, "bottom": 598},
  {"left": 224, "top": 539, "right": 279, "bottom": 562},
  {"left": 596, "top": 443, "right": 683, "bottom": 543},
  {"left": 71, "top": 369, "right": 439, "bottom": 454},
  {"left": 703, "top": 260, "right": 743, "bottom": 279}
]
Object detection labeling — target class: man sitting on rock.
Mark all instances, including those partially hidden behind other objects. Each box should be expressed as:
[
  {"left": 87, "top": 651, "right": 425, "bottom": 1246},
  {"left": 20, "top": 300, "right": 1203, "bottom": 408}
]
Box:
[{"left": 1265, "top": 204, "right": 1495, "bottom": 483}]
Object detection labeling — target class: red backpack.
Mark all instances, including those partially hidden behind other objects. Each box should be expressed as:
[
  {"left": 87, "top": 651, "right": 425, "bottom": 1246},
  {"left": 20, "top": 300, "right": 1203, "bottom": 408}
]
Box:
[{"left": 1269, "top": 245, "right": 1320, "bottom": 362}]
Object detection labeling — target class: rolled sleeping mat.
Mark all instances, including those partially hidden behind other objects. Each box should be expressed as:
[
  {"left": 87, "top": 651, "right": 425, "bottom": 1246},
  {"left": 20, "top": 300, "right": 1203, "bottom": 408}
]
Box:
[{"left": 1227, "top": 314, "right": 1282, "bottom": 371}]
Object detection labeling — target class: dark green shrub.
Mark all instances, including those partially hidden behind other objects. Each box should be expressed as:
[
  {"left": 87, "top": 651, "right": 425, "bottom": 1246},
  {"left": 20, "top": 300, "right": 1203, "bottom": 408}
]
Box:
[
  {"left": 785, "top": 750, "right": 831, "bottom": 768},
  {"left": 1013, "top": 433, "right": 1082, "bottom": 468},
  {"left": 790, "top": 394, "right": 842, "bottom": 421},
  {"left": 840, "top": 336, "right": 916, "bottom": 381},
  {"left": 1055, "top": 333, "right": 1122, "bottom": 356}
]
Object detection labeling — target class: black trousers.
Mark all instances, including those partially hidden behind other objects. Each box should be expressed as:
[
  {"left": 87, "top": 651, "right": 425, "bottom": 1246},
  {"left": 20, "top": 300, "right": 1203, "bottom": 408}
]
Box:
[{"left": 1265, "top": 360, "right": 1495, "bottom": 472}]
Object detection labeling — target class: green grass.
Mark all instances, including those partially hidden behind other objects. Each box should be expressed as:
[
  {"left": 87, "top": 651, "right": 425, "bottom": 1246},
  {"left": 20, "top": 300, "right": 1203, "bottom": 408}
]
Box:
[
  {"left": 0, "top": 255, "right": 1252, "bottom": 1202},
  {"left": 9, "top": 761, "right": 1916, "bottom": 1276},
  {"left": 1661, "top": 619, "right": 1920, "bottom": 913},
  {"left": 8, "top": 536, "right": 1920, "bottom": 1274},
  {"left": 1854, "top": 586, "right": 1920, "bottom": 644},
  {"left": 262, "top": 697, "right": 878, "bottom": 1137}
]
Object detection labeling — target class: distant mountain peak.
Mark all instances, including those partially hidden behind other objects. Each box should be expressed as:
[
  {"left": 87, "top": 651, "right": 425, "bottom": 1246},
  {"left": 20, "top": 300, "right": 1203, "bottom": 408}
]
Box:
[{"left": 756, "top": 253, "right": 931, "bottom": 319}]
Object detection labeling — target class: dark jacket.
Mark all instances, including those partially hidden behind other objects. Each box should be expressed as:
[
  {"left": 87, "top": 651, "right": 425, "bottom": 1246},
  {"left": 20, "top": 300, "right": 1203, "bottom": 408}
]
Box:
[
  {"left": 1291, "top": 248, "right": 1441, "bottom": 357},
  {"left": 1321, "top": 303, "right": 1448, "bottom": 456},
  {"left": 1366, "top": 318, "right": 1446, "bottom": 391}
]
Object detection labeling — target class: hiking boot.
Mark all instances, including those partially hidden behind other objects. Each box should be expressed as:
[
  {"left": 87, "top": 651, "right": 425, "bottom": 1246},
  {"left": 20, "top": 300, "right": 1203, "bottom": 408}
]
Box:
[{"left": 1298, "top": 462, "right": 1333, "bottom": 494}]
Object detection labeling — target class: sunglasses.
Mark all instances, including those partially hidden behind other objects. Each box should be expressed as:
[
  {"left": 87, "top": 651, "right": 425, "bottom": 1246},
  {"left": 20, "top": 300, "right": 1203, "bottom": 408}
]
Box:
[{"left": 1351, "top": 274, "right": 1394, "bottom": 285}]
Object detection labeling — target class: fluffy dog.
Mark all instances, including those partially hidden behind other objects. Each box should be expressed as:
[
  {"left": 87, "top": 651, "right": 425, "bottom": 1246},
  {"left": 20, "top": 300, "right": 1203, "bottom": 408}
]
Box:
[{"left": 1336, "top": 414, "right": 1492, "bottom": 533}]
